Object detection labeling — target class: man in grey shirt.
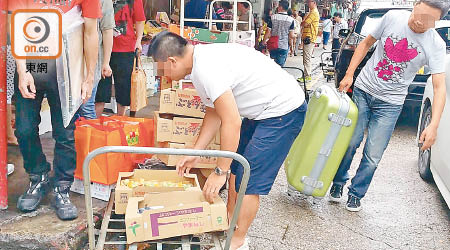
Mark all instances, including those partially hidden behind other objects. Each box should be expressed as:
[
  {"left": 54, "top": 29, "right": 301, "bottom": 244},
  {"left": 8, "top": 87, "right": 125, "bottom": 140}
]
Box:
[
  {"left": 330, "top": 0, "right": 449, "bottom": 212},
  {"left": 79, "top": 0, "right": 115, "bottom": 119},
  {"left": 263, "top": 0, "right": 295, "bottom": 66}
]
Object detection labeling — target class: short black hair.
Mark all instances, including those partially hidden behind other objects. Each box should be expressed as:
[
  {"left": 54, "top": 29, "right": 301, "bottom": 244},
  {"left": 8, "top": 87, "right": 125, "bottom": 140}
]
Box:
[
  {"left": 418, "top": 0, "right": 450, "bottom": 19},
  {"left": 222, "top": 2, "right": 232, "bottom": 10},
  {"left": 279, "top": 0, "right": 290, "bottom": 11},
  {"left": 333, "top": 12, "right": 343, "bottom": 18},
  {"left": 238, "top": 2, "right": 250, "bottom": 9},
  {"left": 287, "top": 8, "right": 293, "bottom": 16},
  {"left": 149, "top": 31, "right": 188, "bottom": 61}
]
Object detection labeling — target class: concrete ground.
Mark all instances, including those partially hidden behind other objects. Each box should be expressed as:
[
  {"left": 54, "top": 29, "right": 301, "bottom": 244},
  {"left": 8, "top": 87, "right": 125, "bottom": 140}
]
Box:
[{"left": 1, "top": 47, "right": 449, "bottom": 250}]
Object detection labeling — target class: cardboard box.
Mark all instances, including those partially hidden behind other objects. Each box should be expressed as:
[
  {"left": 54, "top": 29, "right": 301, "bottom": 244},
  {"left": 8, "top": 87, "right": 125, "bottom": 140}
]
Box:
[
  {"left": 157, "top": 142, "right": 220, "bottom": 168},
  {"left": 154, "top": 112, "right": 203, "bottom": 144},
  {"left": 160, "top": 88, "right": 206, "bottom": 118},
  {"left": 172, "top": 80, "right": 195, "bottom": 90},
  {"left": 115, "top": 170, "right": 201, "bottom": 214},
  {"left": 125, "top": 191, "right": 228, "bottom": 243},
  {"left": 226, "top": 31, "right": 256, "bottom": 48},
  {"left": 160, "top": 76, "right": 172, "bottom": 90},
  {"left": 70, "top": 178, "right": 115, "bottom": 202}
]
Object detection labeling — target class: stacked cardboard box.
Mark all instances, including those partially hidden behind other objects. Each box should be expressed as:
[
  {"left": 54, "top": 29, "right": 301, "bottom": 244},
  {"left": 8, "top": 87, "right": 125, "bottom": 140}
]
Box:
[{"left": 155, "top": 83, "right": 221, "bottom": 170}]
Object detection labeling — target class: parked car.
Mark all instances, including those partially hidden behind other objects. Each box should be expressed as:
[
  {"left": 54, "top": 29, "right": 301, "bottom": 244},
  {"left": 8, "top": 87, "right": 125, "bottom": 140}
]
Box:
[
  {"left": 417, "top": 54, "right": 450, "bottom": 208},
  {"left": 334, "top": 7, "right": 450, "bottom": 121}
]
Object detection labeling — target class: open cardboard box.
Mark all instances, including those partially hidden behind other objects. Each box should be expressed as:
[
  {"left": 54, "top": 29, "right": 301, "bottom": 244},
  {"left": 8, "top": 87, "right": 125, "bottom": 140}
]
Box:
[
  {"left": 160, "top": 88, "right": 206, "bottom": 118},
  {"left": 115, "top": 170, "right": 201, "bottom": 214},
  {"left": 125, "top": 191, "right": 228, "bottom": 244}
]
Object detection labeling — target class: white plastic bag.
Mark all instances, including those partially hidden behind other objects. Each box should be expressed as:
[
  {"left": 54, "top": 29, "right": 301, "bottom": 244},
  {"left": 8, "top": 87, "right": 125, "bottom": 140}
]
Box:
[{"left": 56, "top": 5, "right": 85, "bottom": 127}]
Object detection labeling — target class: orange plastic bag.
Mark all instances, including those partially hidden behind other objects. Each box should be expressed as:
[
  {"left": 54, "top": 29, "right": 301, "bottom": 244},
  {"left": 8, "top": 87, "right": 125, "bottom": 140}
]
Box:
[{"left": 74, "top": 116, "right": 155, "bottom": 185}]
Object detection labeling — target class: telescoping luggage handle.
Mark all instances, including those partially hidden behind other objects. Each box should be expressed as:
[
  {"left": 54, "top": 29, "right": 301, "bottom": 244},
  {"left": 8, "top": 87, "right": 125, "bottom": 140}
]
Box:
[
  {"left": 302, "top": 86, "right": 353, "bottom": 195},
  {"left": 83, "top": 146, "right": 251, "bottom": 250}
]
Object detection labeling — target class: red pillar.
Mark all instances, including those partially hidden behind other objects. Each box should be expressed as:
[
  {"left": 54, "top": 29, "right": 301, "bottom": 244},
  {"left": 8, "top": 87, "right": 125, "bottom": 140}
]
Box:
[{"left": 0, "top": 0, "right": 8, "bottom": 210}]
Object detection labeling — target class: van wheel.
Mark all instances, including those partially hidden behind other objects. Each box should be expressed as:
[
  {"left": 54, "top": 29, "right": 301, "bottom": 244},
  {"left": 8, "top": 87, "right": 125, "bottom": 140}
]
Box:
[{"left": 418, "top": 105, "right": 433, "bottom": 182}]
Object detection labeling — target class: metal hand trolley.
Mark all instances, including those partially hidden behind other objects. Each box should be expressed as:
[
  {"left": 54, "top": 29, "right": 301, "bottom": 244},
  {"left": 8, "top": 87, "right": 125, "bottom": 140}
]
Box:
[
  {"left": 319, "top": 51, "right": 336, "bottom": 82},
  {"left": 83, "top": 146, "right": 250, "bottom": 250},
  {"left": 282, "top": 67, "right": 311, "bottom": 103}
]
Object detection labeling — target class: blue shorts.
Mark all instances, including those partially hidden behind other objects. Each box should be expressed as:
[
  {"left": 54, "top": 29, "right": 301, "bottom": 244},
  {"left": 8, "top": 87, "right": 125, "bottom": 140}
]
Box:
[{"left": 231, "top": 102, "right": 307, "bottom": 195}]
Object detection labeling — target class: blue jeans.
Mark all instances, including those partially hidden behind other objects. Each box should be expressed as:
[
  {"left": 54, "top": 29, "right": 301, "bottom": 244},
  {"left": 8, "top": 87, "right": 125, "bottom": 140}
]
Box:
[
  {"left": 269, "top": 48, "right": 289, "bottom": 66},
  {"left": 78, "top": 83, "right": 99, "bottom": 119},
  {"left": 333, "top": 88, "right": 403, "bottom": 199},
  {"left": 322, "top": 31, "right": 330, "bottom": 45},
  {"left": 331, "top": 38, "right": 341, "bottom": 65},
  {"left": 14, "top": 60, "right": 76, "bottom": 185},
  {"left": 231, "top": 102, "right": 307, "bottom": 195}
]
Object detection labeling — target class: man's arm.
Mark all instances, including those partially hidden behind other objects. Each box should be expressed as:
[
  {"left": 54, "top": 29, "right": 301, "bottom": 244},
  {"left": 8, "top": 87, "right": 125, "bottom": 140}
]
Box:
[
  {"left": 419, "top": 73, "right": 446, "bottom": 150},
  {"left": 101, "top": 29, "right": 113, "bottom": 78},
  {"left": 339, "top": 35, "right": 377, "bottom": 92},
  {"left": 263, "top": 28, "right": 271, "bottom": 43},
  {"left": 134, "top": 21, "right": 145, "bottom": 52},
  {"left": 203, "top": 90, "right": 241, "bottom": 202},
  {"left": 82, "top": 17, "right": 99, "bottom": 102}
]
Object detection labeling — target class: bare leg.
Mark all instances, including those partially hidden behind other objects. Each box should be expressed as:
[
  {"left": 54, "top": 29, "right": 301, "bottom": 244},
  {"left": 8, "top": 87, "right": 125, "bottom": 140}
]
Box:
[
  {"left": 7, "top": 104, "right": 18, "bottom": 145},
  {"left": 227, "top": 174, "right": 237, "bottom": 219},
  {"left": 230, "top": 195, "right": 260, "bottom": 249},
  {"left": 95, "top": 102, "right": 105, "bottom": 118},
  {"left": 117, "top": 104, "right": 127, "bottom": 116},
  {"left": 227, "top": 174, "right": 260, "bottom": 249}
]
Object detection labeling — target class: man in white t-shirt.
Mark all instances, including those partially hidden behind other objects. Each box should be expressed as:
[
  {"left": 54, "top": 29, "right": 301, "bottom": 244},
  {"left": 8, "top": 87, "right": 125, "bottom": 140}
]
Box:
[
  {"left": 150, "top": 31, "right": 307, "bottom": 250},
  {"left": 331, "top": 12, "right": 348, "bottom": 65},
  {"left": 330, "top": 0, "right": 449, "bottom": 212}
]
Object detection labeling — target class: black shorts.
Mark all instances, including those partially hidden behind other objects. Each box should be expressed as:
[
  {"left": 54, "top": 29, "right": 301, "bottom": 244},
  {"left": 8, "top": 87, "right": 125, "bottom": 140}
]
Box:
[{"left": 95, "top": 52, "right": 135, "bottom": 106}]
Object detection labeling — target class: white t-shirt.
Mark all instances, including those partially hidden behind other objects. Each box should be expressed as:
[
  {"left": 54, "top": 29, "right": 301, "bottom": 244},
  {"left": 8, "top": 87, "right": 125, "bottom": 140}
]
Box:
[
  {"left": 355, "top": 10, "right": 446, "bottom": 105},
  {"left": 322, "top": 19, "right": 332, "bottom": 33},
  {"left": 332, "top": 20, "right": 348, "bottom": 39},
  {"left": 190, "top": 43, "right": 305, "bottom": 120}
]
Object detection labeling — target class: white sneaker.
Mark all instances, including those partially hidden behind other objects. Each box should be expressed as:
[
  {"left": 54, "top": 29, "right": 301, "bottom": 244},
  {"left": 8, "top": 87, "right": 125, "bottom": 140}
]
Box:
[
  {"left": 7, "top": 164, "right": 14, "bottom": 176},
  {"left": 213, "top": 237, "right": 250, "bottom": 250},
  {"left": 236, "top": 238, "right": 250, "bottom": 250}
]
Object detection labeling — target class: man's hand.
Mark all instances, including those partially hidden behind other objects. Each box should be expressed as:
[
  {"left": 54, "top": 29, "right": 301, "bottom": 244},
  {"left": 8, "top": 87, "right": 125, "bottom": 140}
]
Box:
[
  {"left": 203, "top": 172, "right": 227, "bottom": 203},
  {"left": 339, "top": 73, "right": 354, "bottom": 92},
  {"left": 81, "top": 74, "right": 94, "bottom": 103},
  {"left": 419, "top": 123, "right": 438, "bottom": 151},
  {"left": 18, "top": 71, "right": 36, "bottom": 99},
  {"left": 135, "top": 40, "right": 142, "bottom": 54},
  {"left": 176, "top": 156, "right": 200, "bottom": 176},
  {"left": 102, "top": 63, "right": 112, "bottom": 78}
]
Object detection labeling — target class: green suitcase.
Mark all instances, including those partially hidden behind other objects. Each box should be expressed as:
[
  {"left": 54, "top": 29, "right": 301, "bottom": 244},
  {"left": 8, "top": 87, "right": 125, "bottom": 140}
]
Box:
[{"left": 285, "top": 85, "right": 358, "bottom": 197}]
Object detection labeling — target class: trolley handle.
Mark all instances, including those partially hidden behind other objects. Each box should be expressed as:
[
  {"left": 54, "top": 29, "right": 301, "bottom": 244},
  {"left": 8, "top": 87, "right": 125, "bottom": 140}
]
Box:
[{"left": 83, "top": 146, "right": 251, "bottom": 250}]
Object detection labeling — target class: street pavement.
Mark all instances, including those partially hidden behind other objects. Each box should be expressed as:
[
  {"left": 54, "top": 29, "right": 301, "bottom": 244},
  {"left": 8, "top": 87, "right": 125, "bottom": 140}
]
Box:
[{"left": 242, "top": 49, "right": 450, "bottom": 250}]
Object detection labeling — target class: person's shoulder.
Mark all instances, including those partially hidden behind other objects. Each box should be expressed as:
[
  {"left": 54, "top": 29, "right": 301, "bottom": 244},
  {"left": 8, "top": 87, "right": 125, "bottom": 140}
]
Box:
[
  {"left": 385, "top": 9, "right": 409, "bottom": 19},
  {"left": 429, "top": 29, "right": 446, "bottom": 49}
]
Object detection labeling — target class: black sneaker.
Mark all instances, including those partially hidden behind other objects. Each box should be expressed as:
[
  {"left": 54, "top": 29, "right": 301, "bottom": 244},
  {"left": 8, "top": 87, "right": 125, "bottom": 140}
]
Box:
[
  {"left": 52, "top": 185, "right": 78, "bottom": 220},
  {"left": 329, "top": 184, "right": 343, "bottom": 202},
  {"left": 17, "top": 172, "right": 50, "bottom": 212},
  {"left": 346, "top": 195, "right": 362, "bottom": 212}
]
